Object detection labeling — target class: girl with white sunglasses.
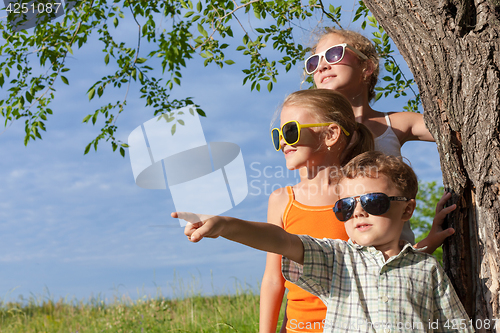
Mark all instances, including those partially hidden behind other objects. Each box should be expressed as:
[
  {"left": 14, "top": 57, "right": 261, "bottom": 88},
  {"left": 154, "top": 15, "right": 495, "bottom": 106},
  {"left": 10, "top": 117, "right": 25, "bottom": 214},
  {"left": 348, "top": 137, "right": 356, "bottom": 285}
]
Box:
[{"left": 304, "top": 28, "right": 454, "bottom": 251}]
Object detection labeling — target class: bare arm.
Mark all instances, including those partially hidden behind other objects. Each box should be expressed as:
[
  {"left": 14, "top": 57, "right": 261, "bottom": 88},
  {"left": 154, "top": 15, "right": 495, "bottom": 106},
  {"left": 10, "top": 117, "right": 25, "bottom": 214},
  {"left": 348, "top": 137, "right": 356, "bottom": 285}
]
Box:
[
  {"left": 414, "top": 191, "right": 456, "bottom": 254},
  {"left": 174, "top": 212, "right": 305, "bottom": 265},
  {"left": 260, "top": 189, "right": 288, "bottom": 333},
  {"left": 390, "top": 112, "right": 435, "bottom": 144}
]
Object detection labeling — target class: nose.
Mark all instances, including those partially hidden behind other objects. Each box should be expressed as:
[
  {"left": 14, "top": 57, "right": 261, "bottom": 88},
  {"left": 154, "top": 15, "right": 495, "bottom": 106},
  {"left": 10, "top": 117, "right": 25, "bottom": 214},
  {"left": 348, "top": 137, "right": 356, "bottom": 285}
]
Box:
[
  {"left": 352, "top": 198, "right": 368, "bottom": 218},
  {"left": 317, "top": 55, "right": 330, "bottom": 73},
  {"left": 279, "top": 135, "right": 287, "bottom": 150}
]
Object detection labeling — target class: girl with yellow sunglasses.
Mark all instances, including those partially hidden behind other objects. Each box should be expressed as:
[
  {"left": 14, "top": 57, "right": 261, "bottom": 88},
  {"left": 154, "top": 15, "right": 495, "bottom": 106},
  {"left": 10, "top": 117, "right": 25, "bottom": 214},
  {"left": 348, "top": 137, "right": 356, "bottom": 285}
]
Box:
[{"left": 260, "top": 89, "right": 373, "bottom": 333}]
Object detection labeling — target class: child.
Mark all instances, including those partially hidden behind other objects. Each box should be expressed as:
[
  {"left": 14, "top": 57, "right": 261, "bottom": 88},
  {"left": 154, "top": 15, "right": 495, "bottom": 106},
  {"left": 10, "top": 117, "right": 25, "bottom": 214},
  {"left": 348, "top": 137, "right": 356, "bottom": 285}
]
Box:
[
  {"left": 262, "top": 89, "right": 374, "bottom": 332},
  {"left": 304, "top": 27, "right": 454, "bottom": 247},
  {"left": 174, "top": 151, "right": 472, "bottom": 333}
]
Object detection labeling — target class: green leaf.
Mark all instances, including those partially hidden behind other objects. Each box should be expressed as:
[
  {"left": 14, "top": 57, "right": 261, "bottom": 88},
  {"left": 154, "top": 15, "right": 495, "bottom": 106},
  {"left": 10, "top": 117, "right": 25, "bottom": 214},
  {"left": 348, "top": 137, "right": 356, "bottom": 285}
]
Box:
[
  {"left": 171, "top": 123, "right": 176, "bottom": 135},
  {"left": 224, "top": 60, "right": 235, "bottom": 65},
  {"left": 253, "top": 6, "right": 261, "bottom": 19},
  {"left": 197, "top": 23, "right": 207, "bottom": 38},
  {"left": 65, "top": 43, "right": 73, "bottom": 55},
  {"left": 104, "top": 54, "right": 109, "bottom": 65},
  {"left": 84, "top": 142, "right": 91, "bottom": 155},
  {"left": 177, "top": 119, "right": 185, "bottom": 125},
  {"left": 82, "top": 115, "right": 92, "bottom": 123},
  {"left": 88, "top": 88, "right": 95, "bottom": 100},
  {"left": 61, "top": 76, "right": 69, "bottom": 85}
]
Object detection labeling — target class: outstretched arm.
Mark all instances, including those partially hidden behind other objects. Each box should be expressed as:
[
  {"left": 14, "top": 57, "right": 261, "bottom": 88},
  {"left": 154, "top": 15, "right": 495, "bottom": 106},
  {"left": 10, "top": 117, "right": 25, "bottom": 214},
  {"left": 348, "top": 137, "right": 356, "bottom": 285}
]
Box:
[
  {"left": 414, "top": 191, "right": 456, "bottom": 254},
  {"left": 173, "top": 212, "right": 305, "bottom": 264}
]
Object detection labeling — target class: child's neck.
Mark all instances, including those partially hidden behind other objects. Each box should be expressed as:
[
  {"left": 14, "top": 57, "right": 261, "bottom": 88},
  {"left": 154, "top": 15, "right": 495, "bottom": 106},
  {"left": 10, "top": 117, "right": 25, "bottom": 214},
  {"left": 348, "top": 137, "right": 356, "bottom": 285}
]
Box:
[
  {"left": 344, "top": 92, "right": 379, "bottom": 124},
  {"left": 295, "top": 166, "right": 338, "bottom": 203},
  {"left": 299, "top": 164, "right": 338, "bottom": 183}
]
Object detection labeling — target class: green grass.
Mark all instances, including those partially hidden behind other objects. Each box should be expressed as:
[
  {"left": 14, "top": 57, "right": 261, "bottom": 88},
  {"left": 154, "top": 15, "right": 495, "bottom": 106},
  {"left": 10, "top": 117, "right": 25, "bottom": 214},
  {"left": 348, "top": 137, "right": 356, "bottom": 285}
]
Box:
[{"left": 0, "top": 290, "right": 286, "bottom": 332}]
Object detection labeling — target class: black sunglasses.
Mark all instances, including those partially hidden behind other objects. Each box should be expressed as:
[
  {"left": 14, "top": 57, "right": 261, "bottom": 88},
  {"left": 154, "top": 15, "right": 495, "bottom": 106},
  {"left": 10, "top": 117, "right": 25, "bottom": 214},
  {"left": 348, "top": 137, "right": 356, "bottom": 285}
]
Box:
[{"left": 333, "top": 192, "right": 409, "bottom": 222}]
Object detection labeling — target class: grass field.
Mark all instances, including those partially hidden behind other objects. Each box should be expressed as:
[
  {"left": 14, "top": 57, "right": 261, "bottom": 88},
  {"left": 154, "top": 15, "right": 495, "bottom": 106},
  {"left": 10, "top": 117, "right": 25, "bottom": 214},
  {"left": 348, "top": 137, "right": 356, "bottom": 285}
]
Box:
[{"left": 0, "top": 289, "right": 286, "bottom": 333}]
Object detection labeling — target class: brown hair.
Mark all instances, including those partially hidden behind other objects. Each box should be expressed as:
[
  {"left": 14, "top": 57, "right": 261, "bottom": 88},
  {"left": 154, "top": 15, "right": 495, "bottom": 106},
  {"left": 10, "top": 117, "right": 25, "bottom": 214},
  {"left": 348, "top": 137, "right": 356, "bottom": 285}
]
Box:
[
  {"left": 311, "top": 28, "right": 379, "bottom": 102},
  {"left": 340, "top": 151, "right": 418, "bottom": 199},
  {"left": 282, "top": 89, "right": 374, "bottom": 166}
]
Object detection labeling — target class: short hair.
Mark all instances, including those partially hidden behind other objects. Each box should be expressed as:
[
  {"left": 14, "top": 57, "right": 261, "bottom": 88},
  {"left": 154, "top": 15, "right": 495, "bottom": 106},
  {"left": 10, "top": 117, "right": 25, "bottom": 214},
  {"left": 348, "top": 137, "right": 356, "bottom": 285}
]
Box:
[{"left": 339, "top": 151, "right": 418, "bottom": 199}]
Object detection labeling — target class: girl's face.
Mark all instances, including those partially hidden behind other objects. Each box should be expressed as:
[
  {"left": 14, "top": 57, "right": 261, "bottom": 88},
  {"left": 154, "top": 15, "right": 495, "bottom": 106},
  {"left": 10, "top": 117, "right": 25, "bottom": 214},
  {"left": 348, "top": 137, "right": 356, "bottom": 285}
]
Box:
[
  {"left": 279, "top": 105, "right": 327, "bottom": 170},
  {"left": 312, "top": 34, "right": 367, "bottom": 98}
]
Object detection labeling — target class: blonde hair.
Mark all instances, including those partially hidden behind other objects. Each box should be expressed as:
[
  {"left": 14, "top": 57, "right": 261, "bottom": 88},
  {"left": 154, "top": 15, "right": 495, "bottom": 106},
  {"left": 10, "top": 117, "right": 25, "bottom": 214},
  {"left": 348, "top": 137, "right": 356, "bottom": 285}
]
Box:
[
  {"left": 311, "top": 28, "right": 379, "bottom": 102},
  {"left": 282, "top": 89, "right": 374, "bottom": 166}
]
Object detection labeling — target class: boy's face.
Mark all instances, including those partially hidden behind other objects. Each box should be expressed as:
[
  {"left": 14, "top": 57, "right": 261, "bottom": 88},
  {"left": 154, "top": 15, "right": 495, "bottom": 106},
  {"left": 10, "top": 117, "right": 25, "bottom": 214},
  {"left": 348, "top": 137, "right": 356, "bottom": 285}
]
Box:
[{"left": 338, "top": 175, "right": 415, "bottom": 252}]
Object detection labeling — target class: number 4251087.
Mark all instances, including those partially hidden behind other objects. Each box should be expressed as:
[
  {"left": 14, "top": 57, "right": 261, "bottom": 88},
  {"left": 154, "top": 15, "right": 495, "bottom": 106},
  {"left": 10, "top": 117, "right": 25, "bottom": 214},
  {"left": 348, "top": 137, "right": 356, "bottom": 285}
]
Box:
[{"left": 6, "top": 2, "right": 62, "bottom": 14}]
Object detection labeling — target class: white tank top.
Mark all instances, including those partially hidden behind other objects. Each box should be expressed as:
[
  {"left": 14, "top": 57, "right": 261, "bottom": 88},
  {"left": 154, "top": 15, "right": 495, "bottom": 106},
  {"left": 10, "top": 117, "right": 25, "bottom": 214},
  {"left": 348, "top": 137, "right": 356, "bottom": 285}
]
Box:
[
  {"left": 373, "top": 113, "right": 414, "bottom": 244},
  {"left": 374, "top": 113, "right": 402, "bottom": 157}
]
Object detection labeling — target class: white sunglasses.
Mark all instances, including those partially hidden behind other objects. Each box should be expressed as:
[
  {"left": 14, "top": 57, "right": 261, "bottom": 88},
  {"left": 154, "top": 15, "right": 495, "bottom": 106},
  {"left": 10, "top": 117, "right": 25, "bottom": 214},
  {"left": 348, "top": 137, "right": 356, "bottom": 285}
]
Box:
[{"left": 304, "top": 43, "right": 368, "bottom": 75}]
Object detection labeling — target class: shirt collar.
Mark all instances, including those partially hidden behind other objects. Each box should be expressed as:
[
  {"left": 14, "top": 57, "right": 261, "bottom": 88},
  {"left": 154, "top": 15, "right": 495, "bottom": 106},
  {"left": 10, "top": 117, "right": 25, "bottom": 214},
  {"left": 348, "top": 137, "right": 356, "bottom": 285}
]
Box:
[{"left": 347, "top": 239, "right": 427, "bottom": 256}]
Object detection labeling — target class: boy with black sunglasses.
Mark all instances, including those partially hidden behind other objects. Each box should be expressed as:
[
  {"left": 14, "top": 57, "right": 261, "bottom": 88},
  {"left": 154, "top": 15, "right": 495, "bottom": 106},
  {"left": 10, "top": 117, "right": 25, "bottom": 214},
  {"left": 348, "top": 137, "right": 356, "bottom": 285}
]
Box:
[{"left": 174, "top": 151, "right": 471, "bottom": 332}]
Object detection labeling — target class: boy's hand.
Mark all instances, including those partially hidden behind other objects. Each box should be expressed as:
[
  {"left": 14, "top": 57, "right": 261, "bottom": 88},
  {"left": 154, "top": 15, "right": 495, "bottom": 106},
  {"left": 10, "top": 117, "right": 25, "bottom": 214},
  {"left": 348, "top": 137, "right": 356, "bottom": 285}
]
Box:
[
  {"left": 415, "top": 191, "right": 456, "bottom": 254},
  {"left": 171, "top": 212, "right": 224, "bottom": 242}
]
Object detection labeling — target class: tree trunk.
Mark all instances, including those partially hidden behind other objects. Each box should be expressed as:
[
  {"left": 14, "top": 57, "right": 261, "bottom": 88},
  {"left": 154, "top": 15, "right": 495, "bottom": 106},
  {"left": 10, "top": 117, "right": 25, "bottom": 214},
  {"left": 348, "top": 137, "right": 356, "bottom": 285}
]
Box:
[{"left": 362, "top": 0, "right": 500, "bottom": 330}]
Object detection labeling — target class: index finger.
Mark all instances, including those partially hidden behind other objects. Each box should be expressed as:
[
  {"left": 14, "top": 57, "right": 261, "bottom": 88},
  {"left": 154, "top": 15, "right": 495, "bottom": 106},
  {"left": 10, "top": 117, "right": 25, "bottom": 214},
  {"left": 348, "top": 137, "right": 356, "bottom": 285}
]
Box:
[{"left": 172, "top": 212, "right": 215, "bottom": 223}]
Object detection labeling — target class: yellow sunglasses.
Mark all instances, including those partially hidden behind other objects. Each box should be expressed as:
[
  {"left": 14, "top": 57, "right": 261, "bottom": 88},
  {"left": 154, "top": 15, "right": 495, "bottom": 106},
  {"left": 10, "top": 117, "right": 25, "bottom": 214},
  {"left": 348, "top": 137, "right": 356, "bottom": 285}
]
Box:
[{"left": 271, "top": 120, "right": 350, "bottom": 151}]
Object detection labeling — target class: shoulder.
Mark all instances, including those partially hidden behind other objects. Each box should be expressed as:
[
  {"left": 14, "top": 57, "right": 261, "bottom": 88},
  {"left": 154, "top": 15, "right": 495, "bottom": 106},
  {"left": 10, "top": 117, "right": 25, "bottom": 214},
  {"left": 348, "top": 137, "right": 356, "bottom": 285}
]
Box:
[
  {"left": 268, "top": 186, "right": 290, "bottom": 206},
  {"left": 300, "top": 235, "right": 348, "bottom": 253},
  {"left": 404, "top": 250, "right": 445, "bottom": 277},
  {"left": 267, "top": 186, "right": 292, "bottom": 227}
]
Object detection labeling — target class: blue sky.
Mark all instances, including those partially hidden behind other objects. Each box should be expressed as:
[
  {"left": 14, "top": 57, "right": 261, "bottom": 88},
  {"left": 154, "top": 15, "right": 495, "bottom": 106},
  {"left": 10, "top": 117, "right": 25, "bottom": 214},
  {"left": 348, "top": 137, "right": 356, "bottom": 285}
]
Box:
[{"left": 0, "top": 4, "right": 442, "bottom": 303}]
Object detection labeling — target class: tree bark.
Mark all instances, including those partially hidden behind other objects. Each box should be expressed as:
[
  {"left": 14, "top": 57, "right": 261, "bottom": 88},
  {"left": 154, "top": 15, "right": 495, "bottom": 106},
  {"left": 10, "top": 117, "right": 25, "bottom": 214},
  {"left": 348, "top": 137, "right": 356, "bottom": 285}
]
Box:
[{"left": 362, "top": 0, "right": 500, "bottom": 330}]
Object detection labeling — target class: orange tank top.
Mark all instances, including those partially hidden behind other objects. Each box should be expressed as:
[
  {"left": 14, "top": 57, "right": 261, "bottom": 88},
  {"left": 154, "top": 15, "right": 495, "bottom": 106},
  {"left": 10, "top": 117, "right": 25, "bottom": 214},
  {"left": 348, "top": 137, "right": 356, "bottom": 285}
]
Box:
[{"left": 283, "top": 186, "right": 348, "bottom": 333}]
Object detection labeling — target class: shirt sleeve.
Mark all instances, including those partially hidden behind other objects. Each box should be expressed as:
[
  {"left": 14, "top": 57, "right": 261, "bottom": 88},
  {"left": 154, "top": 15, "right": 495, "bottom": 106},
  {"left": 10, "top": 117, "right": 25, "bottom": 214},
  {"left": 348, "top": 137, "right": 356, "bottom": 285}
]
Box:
[
  {"left": 432, "top": 263, "right": 474, "bottom": 332},
  {"left": 281, "top": 235, "right": 341, "bottom": 302}
]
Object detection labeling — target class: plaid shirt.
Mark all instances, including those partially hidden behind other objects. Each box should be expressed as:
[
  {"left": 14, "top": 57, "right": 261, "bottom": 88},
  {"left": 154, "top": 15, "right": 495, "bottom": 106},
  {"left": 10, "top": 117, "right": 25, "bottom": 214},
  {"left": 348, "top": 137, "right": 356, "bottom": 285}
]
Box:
[{"left": 282, "top": 235, "right": 473, "bottom": 333}]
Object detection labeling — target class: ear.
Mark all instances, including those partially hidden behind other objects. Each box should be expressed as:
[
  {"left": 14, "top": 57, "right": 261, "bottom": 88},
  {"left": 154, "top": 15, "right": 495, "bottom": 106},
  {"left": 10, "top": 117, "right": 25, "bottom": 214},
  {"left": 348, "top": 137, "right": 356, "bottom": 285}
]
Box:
[
  {"left": 402, "top": 199, "right": 416, "bottom": 221},
  {"left": 363, "top": 59, "right": 375, "bottom": 80},
  {"left": 324, "top": 123, "right": 342, "bottom": 147}
]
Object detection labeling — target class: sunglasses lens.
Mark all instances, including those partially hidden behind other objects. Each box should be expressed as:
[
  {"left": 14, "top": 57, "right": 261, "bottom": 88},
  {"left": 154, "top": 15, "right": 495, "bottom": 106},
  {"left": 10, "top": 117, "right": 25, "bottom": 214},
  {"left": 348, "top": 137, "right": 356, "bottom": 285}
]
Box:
[
  {"left": 325, "top": 45, "right": 344, "bottom": 64},
  {"left": 360, "top": 193, "right": 390, "bottom": 216},
  {"left": 282, "top": 122, "right": 299, "bottom": 145},
  {"left": 333, "top": 198, "right": 355, "bottom": 222},
  {"left": 271, "top": 129, "right": 281, "bottom": 151},
  {"left": 305, "top": 55, "right": 320, "bottom": 74}
]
